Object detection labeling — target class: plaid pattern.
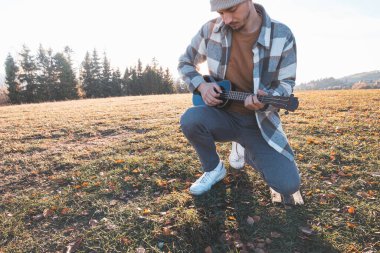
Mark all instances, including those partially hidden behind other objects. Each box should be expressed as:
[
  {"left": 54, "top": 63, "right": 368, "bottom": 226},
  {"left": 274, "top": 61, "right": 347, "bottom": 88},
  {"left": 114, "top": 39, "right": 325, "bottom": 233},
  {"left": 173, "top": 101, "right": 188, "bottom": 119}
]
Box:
[{"left": 178, "top": 3, "right": 297, "bottom": 161}]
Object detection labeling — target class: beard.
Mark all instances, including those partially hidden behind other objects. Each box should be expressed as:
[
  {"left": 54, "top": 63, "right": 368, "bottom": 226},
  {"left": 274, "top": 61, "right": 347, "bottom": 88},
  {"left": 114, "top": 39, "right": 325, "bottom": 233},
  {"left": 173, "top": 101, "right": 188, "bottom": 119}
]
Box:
[{"left": 230, "top": 8, "right": 251, "bottom": 31}]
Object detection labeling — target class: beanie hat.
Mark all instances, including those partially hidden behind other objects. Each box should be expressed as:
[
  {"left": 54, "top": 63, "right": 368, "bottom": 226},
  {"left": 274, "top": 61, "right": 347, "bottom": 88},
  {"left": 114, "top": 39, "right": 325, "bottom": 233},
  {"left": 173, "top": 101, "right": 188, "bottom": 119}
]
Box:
[{"left": 210, "top": 0, "right": 247, "bottom": 12}]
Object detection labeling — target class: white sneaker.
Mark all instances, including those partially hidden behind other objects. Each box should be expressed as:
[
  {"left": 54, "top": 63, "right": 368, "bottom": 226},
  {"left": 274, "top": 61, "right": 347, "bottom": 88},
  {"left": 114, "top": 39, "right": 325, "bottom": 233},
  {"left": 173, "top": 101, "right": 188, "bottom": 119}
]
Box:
[
  {"left": 229, "top": 142, "right": 245, "bottom": 169},
  {"left": 189, "top": 161, "right": 226, "bottom": 195}
]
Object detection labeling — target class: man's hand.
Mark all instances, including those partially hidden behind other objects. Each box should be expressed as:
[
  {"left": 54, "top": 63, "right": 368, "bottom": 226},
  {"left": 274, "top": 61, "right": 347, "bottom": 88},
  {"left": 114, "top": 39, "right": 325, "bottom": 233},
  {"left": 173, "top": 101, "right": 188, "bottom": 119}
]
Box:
[
  {"left": 197, "top": 82, "right": 223, "bottom": 106},
  {"left": 244, "top": 89, "right": 268, "bottom": 111}
]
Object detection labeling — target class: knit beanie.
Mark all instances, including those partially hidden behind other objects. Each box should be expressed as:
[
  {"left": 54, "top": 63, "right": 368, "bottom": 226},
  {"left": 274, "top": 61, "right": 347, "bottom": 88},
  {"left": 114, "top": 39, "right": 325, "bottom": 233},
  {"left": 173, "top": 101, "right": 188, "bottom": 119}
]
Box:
[{"left": 210, "top": 0, "right": 247, "bottom": 12}]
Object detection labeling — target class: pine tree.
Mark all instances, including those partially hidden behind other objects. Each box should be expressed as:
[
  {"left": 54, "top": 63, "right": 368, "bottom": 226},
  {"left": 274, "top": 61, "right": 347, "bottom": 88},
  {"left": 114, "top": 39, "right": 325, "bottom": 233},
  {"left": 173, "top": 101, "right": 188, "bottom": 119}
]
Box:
[
  {"left": 163, "top": 67, "right": 174, "bottom": 94},
  {"left": 60, "top": 46, "right": 78, "bottom": 99},
  {"left": 90, "top": 49, "right": 102, "bottom": 97},
  {"left": 54, "top": 52, "right": 78, "bottom": 100},
  {"left": 36, "top": 45, "right": 56, "bottom": 101},
  {"left": 19, "top": 45, "right": 37, "bottom": 102},
  {"left": 110, "top": 69, "right": 122, "bottom": 96},
  {"left": 122, "top": 67, "right": 132, "bottom": 95},
  {"left": 136, "top": 59, "right": 143, "bottom": 77},
  {"left": 80, "top": 52, "right": 94, "bottom": 97},
  {"left": 101, "top": 54, "right": 112, "bottom": 97},
  {"left": 5, "top": 54, "right": 22, "bottom": 103}
]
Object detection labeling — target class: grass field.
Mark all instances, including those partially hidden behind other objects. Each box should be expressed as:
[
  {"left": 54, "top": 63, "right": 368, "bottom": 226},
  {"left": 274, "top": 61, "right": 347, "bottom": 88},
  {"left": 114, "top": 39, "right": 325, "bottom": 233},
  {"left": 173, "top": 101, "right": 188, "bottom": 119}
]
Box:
[{"left": 0, "top": 90, "right": 379, "bottom": 253}]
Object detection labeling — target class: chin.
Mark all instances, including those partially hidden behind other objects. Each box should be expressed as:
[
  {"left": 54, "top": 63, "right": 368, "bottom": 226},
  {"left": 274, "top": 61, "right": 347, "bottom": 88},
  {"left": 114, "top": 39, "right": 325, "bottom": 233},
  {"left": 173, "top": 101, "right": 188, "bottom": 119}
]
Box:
[{"left": 230, "top": 24, "right": 242, "bottom": 30}]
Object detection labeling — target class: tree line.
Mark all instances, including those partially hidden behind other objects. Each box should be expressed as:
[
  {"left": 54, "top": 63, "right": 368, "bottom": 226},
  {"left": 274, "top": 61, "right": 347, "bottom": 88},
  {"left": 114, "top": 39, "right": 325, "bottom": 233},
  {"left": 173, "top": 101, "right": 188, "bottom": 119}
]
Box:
[{"left": 4, "top": 45, "right": 188, "bottom": 104}]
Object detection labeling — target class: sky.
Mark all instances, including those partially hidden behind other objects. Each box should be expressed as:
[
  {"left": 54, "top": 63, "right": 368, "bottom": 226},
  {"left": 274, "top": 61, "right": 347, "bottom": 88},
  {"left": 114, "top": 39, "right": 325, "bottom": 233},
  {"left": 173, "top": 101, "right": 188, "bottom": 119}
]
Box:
[{"left": 0, "top": 0, "right": 379, "bottom": 84}]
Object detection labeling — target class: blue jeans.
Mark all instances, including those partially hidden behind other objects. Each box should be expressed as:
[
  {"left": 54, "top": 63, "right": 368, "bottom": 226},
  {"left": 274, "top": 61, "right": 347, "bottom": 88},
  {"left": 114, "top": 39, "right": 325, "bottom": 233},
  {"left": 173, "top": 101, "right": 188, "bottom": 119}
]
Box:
[{"left": 180, "top": 105, "right": 300, "bottom": 196}]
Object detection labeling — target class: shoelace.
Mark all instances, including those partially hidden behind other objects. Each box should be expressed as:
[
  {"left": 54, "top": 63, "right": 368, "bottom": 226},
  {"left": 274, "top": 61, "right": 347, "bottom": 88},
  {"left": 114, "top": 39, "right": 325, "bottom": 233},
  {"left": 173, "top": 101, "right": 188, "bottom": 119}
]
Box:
[{"left": 199, "top": 172, "right": 212, "bottom": 184}]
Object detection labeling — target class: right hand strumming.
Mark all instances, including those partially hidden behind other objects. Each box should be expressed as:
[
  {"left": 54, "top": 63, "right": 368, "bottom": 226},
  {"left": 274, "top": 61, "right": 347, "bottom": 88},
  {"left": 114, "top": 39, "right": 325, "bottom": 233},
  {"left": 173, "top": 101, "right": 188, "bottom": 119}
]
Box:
[{"left": 197, "top": 82, "right": 223, "bottom": 106}]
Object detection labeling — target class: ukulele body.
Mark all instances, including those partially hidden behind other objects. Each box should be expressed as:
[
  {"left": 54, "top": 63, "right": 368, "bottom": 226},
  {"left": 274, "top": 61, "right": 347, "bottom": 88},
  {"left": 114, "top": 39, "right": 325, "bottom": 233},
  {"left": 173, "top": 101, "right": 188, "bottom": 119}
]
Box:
[{"left": 192, "top": 80, "right": 232, "bottom": 108}]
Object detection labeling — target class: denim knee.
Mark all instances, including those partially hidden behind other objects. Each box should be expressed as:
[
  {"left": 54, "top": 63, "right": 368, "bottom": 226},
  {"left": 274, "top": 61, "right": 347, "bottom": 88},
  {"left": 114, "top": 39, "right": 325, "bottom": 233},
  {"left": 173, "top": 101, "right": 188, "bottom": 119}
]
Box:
[
  {"left": 277, "top": 174, "right": 301, "bottom": 195},
  {"left": 180, "top": 107, "right": 202, "bottom": 136}
]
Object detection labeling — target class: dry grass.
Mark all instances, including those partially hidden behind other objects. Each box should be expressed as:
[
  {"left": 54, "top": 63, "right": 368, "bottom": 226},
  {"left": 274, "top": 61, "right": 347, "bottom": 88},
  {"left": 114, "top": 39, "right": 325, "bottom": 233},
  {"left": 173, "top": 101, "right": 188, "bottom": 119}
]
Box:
[
  {"left": 0, "top": 88, "right": 9, "bottom": 105},
  {"left": 0, "top": 90, "right": 379, "bottom": 252}
]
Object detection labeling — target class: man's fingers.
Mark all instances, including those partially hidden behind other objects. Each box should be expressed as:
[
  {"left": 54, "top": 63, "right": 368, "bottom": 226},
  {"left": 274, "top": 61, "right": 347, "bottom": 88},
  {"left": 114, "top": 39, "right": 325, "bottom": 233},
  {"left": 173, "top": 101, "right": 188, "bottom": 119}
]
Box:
[
  {"left": 205, "top": 88, "right": 222, "bottom": 105},
  {"left": 207, "top": 94, "right": 222, "bottom": 105},
  {"left": 243, "top": 95, "right": 264, "bottom": 110},
  {"left": 213, "top": 84, "right": 222, "bottom": 94},
  {"left": 257, "top": 89, "right": 268, "bottom": 96},
  {"left": 252, "top": 95, "right": 261, "bottom": 104}
]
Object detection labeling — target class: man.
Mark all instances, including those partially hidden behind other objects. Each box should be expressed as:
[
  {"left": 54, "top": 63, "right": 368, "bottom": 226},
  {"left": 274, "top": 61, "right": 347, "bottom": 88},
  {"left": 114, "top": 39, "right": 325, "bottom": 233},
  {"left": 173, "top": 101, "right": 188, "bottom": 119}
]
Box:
[{"left": 178, "top": 0, "right": 300, "bottom": 196}]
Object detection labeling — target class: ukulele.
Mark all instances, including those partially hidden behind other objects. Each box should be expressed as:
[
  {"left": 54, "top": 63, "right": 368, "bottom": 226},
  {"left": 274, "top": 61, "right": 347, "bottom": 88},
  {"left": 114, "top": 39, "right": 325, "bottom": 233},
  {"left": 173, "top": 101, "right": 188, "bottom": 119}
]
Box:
[{"left": 192, "top": 77, "right": 299, "bottom": 113}]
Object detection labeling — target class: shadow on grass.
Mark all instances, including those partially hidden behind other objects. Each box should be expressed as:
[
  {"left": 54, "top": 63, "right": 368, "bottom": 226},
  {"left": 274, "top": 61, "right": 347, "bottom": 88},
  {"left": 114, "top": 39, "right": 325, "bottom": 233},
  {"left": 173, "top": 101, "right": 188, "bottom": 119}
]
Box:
[{"left": 187, "top": 169, "right": 339, "bottom": 253}]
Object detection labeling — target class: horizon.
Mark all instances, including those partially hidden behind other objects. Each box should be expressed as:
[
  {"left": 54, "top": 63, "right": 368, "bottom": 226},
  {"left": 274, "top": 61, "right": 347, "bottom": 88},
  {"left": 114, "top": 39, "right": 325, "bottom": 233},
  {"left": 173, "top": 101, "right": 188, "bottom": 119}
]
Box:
[{"left": 0, "top": 0, "right": 379, "bottom": 85}]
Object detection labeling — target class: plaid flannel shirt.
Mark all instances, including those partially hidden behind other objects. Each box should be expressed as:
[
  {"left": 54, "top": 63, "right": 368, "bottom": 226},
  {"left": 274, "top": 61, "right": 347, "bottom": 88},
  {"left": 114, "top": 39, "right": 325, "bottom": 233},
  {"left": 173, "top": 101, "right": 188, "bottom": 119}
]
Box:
[{"left": 178, "top": 4, "right": 297, "bottom": 161}]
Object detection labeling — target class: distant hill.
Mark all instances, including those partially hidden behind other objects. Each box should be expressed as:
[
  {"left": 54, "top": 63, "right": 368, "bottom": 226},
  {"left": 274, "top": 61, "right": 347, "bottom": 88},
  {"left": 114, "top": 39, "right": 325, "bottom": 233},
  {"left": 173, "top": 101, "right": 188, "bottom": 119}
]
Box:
[{"left": 296, "top": 70, "right": 380, "bottom": 90}]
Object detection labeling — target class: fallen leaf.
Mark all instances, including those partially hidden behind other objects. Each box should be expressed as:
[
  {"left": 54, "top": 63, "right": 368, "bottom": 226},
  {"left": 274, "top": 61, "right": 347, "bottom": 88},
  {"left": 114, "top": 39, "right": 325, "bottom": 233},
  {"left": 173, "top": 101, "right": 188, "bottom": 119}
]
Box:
[
  {"left": 306, "top": 137, "right": 319, "bottom": 144},
  {"left": 63, "top": 226, "right": 76, "bottom": 234},
  {"left": 156, "top": 179, "right": 167, "bottom": 187},
  {"left": 64, "top": 238, "right": 83, "bottom": 253},
  {"left": 220, "top": 232, "right": 233, "bottom": 245},
  {"left": 223, "top": 176, "right": 232, "bottom": 184},
  {"left": 124, "top": 176, "right": 132, "bottom": 182},
  {"left": 120, "top": 237, "right": 131, "bottom": 245},
  {"left": 89, "top": 219, "right": 98, "bottom": 227},
  {"left": 43, "top": 208, "right": 54, "bottom": 218},
  {"left": 306, "top": 190, "right": 313, "bottom": 196},
  {"left": 162, "top": 226, "right": 172, "bottom": 236},
  {"left": 270, "top": 231, "right": 282, "bottom": 238},
  {"left": 61, "top": 208, "right": 71, "bottom": 215},
  {"left": 253, "top": 216, "right": 261, "bottom": 222},
  {"left": 114, "top": 159, "right": 125, "bottom": 164},
  {"left": 167, "top": 178, "right": 177, "bottom": 184},
  {"left": 247, "top": 216, "right": 255, "bottom": 225},
  {"left": 204, "top": 246, "right": 213, "bottom": 253},
  {"left": 326, "top": 193, "right": 336, "bottom": 199},
  {"left": 136, "top": 246, "right": 145, "bottom": 253},
  {"left": 347, "top": 206, "right": 356, "bottom": 214},
  {"left": 346, "top": 222, "right": 357, "bottom": 229},
  {"left": 299, "top": 226, "right": 315, "bottom": 235},
  {"left": 233, "top": 240, "right": 244, "bottom": 248},
  {"left": 32, "top": 214, "right": 44, "bottom": 221},
  {"left": 142, "top": 209, "right": 151, "bottom": 215}
]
